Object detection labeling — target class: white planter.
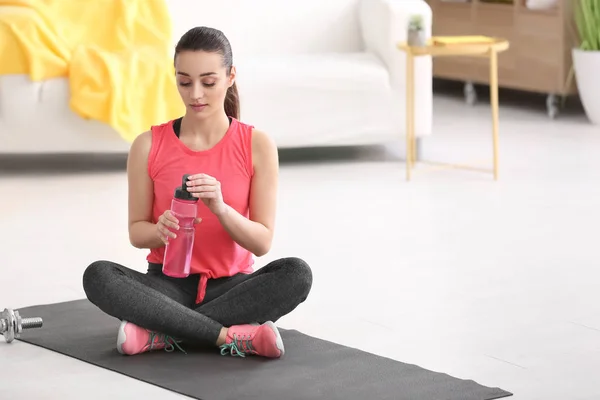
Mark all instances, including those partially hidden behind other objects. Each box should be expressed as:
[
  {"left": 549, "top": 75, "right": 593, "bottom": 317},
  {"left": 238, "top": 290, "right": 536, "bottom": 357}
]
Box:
[
  {"left": 525, "top": 0, "right": 558, "bottom": 10},
  {"left": 407, "top": 29, "right": 427, "bottom": 47},
  {"left": 573, "top": 48, "right": 600, "bottom": 125}
]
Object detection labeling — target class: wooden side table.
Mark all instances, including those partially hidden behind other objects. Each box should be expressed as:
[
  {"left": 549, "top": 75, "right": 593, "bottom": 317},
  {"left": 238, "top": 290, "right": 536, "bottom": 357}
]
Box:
[{"left": 397, "top": 37, "right": 510, "bottom": 181}]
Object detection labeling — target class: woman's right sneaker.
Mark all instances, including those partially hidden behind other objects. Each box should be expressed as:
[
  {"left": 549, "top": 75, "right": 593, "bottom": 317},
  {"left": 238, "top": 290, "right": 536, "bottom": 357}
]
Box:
[
  {"left": 117, "top": 320, "right": 185, "bottom": 355},
  {"left": 219, "top": 321, "right": 285, "bottom": 358}
]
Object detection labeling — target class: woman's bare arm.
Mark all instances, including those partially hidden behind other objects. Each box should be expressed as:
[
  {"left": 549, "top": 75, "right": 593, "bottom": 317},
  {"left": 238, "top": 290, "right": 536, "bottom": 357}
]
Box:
[
  {"left": 127, "top": 131, "right": 164, "bottom": 249},
  {"left": 214, "top": 128, "right": 279, "bottom": 256}
]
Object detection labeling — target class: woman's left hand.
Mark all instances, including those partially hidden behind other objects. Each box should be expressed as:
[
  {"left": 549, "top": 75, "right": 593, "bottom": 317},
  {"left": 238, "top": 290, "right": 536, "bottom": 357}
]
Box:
[{"left": 186, "top": 173, "right": 228, "bottom": 216}]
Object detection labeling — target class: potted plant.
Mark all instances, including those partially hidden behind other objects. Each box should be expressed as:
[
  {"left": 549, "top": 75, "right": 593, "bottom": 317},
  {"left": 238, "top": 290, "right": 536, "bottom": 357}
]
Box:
[
  {"left": 573, "top": 0, "right": 600, "bottom": 125},
  {"left": 407, "top": 15, "right": 427, "bottom": 47}
]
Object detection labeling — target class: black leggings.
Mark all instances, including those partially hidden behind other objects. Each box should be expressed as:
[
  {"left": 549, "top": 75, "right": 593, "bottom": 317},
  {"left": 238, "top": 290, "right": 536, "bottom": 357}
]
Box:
[{"left": 82, "top": 257, "right": 313, "bottom": 346}]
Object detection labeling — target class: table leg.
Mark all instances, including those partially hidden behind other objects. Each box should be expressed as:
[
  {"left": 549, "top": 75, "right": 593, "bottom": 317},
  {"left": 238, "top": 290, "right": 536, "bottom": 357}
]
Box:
[
  {"left": 406, "top": 52, "right": 415, "bottom": 181},
  {"left": 489, "top": 49, "right": 500, "bottom": 180}
]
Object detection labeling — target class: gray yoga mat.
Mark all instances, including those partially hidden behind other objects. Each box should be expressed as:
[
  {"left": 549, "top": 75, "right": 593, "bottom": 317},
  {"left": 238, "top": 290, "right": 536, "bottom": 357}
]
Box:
[{"left": 16, "top": 299, "right": 512, "bottom": 400}]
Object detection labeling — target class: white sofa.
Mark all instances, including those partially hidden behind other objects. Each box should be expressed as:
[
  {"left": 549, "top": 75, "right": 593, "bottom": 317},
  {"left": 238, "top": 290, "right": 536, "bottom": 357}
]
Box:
[{"left": 0, "top": 0, "right": 432, "bottom": 154}]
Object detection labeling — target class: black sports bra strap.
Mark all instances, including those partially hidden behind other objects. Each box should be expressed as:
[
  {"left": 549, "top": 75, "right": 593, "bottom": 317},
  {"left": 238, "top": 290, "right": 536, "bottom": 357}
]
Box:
[
  {"left": 173, "top": 117, "right": 183, "bottom": 138},
  {"left": 172, "top": 116, "right": 233, "bottom": 139}
]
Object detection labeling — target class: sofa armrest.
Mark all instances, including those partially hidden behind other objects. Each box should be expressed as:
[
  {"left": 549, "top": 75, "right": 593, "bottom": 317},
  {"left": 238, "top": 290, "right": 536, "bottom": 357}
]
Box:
[{"left": 359, "top": 0, "right": 433, "bottom": 137}]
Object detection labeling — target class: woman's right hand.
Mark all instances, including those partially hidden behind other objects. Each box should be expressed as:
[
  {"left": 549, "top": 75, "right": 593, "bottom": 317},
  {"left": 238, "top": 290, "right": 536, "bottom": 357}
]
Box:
[
  {"left": 156, "top": 210, "right": 179, "bottom": 245},
  {"left": 156, "top": 210, "right": 202, "bottom": 245}
]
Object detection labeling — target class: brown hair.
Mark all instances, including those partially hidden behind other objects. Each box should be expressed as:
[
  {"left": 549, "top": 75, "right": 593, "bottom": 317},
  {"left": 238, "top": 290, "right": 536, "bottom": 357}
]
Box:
[{"left": 174, "top": 27, "right": 240, "bottom": 119}]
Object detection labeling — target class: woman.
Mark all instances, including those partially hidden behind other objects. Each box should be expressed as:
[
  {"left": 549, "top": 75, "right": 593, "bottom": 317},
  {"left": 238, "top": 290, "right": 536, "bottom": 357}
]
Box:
[{"left": 82, "top": 26, "right": 313, "bottom": 359}]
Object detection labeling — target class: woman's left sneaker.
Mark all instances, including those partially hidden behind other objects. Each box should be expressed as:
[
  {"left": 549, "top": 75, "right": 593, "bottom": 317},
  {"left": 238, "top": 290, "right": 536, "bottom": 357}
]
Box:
[{"left": 117, "top": 320, "right": 185, "bottom": 355}]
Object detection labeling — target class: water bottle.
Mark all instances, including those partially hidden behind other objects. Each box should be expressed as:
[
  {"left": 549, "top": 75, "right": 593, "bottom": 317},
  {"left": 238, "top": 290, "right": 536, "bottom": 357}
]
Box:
[{"left": 162, "top": 174, "right": 199, "bottom": 278}]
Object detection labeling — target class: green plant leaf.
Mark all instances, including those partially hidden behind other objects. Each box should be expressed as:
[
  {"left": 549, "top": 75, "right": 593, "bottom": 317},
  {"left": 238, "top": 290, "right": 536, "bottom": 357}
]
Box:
[{"left": 575, "top": 0, "right": 600, "bottom": 51}]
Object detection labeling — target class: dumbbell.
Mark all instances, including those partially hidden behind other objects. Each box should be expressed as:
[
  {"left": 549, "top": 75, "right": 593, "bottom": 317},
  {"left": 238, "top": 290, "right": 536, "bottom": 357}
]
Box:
[{"left": 0, "top": 308, "right": 43, "bottom": 343}]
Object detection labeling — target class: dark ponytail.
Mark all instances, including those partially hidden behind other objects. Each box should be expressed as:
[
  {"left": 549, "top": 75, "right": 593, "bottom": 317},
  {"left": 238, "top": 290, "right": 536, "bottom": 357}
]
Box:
[
  {"left": 225, "top": 81, "right": 240, "bottom": 120},
  {"left": 174, "top": 26, "right": 239, "bottom": 119}
]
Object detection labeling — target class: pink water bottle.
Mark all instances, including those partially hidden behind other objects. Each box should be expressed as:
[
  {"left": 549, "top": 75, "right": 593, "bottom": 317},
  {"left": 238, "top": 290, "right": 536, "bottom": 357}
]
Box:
[{"left": 162, "top": 174, "right": 199, "bottom": 278}]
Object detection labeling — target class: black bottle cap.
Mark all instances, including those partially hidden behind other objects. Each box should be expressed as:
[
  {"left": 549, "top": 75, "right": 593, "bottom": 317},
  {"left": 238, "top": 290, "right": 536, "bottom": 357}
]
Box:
[{"left": 174, "top": 174, "right": 198, "bottom": 201}]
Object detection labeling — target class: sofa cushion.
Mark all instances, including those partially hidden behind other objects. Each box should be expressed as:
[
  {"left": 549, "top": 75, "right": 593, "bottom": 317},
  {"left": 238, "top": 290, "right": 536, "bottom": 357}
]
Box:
[
  {"left": 235, "top": 52, "right": 396, "bottom": 148},
  {"left": 0, "top": 75, "right": 130, "bottom": 153}
]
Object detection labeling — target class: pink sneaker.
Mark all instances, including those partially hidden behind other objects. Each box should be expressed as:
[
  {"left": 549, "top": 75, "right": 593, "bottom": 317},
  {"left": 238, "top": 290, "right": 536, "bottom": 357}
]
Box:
[
  {"left": 117, "top": 320, "right": 185, "bottom": 355},
  {"left": 220, "top": 321, "right": 284, "bottom": 358}
]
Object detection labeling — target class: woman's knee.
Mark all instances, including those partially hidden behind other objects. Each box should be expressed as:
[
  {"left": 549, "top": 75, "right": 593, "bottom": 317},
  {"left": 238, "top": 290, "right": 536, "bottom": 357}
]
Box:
[
  {"left": 281, "top": 257, "right": 313, "bottom": 299},
  {"left": 82, "top": 260, "right": 120, "bottom": 300}
]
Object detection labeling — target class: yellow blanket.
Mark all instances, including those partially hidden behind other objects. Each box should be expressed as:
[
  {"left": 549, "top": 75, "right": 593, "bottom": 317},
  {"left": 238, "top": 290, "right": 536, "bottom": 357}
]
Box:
[{"left": 0, "top": 0, "right": 184, "bottom": 142}]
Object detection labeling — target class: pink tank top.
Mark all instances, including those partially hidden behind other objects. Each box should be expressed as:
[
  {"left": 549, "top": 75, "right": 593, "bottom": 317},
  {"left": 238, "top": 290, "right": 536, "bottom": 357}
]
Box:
[{"left": 146, "top": 118, "right": 255, "bottom": 304}]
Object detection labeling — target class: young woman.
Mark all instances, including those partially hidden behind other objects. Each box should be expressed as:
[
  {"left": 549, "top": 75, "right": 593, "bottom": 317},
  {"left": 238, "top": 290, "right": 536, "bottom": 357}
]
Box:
[{"left": 82, "top": 26, "right": 313, "bottom": 359}]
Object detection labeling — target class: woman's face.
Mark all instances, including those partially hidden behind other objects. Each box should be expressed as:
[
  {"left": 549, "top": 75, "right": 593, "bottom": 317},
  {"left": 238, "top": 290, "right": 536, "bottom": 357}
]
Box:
[{"left": 174, "top": 50, "right": 235, "bottom": 119}]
